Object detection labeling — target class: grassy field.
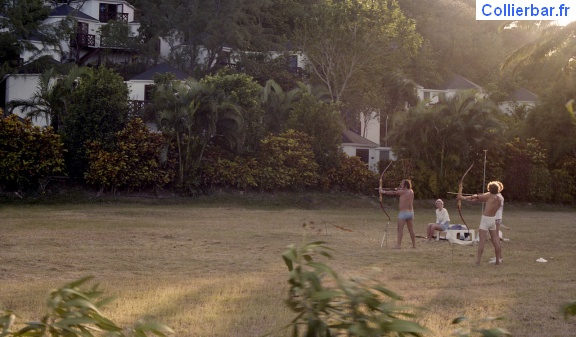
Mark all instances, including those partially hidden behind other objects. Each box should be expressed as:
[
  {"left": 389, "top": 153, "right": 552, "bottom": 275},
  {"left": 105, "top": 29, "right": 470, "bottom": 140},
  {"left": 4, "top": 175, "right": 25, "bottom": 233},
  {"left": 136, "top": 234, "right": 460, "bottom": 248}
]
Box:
[{"left": 1, "top": 193, "right": 575, "bottom": 336}]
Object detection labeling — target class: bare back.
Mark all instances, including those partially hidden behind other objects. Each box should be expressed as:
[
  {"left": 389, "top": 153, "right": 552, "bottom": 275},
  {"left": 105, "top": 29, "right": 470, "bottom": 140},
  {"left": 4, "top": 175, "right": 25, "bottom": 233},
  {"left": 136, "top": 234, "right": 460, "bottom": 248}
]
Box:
[
  {"left": 478, "top": 193, "right": 500, "bottom": 217},
  {"left": 397, "top": 189, "right": 414, "bottom": 212}
]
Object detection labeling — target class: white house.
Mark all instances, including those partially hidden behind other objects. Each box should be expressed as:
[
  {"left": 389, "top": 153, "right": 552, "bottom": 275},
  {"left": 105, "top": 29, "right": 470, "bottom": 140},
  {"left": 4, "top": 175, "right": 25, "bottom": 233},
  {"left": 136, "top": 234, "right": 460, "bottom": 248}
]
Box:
[
  {"left": 125, "top": 62, "right": 190, "bottom": 126},
  {"left": 2, "top": 0, "right": 143, "bottom": 125},
  {"left": 21, "top": 0, "right": 141, "bottom": 66},
  {"left": 416, "top": 75, "right": 484, "bottom": 104},
  {"left": 498, "top": 87, "right": 538, "bottom": 114},
  {"left": 416, "top": 75, "right": 538, "bottom": 114},
  {"left": 341, "top": 110, "right": 396, "bottom": 172}
]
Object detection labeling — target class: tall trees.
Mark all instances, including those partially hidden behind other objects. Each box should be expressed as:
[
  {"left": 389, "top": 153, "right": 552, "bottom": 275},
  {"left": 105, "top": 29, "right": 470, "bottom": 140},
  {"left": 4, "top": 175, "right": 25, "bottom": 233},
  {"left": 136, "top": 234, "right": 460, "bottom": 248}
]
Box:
[
  {"left": 389, "top": 92, "right": 502, "bottom": 196},
  {"left": 293, "top": 0, "right": 421, "bottom": 103},
  {"left": 62, "top": 67, "right": 130, "bottom": 178},
  {"left": 0, "top": 0, "right": 50, "bottom": 78},
  {"left": 152, "top": 75, "right": 244, "bottom": 192},
  {"left": 398, "top": 0, "right": 512, "bottom": 85},
  {"left": 286, "top": 94, "right": 343, "bottom": 170},
  {"left": 137, "top": 0, "right": 278, "bottom": 76}
]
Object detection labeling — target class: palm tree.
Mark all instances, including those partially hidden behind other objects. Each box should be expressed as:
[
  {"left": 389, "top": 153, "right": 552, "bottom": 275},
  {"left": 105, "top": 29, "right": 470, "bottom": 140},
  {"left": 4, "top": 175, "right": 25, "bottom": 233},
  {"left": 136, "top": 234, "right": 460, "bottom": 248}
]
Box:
[
  {"left": 153, "top": 78, "right": 243, "bottom": 192},
  {"left": 261, "top": 79, "right": 331, "bottom": 134},
  {"left": 501, "top": 21, "right": 576, "bottom": 73},
  {"left": 390, "top": 92, "right": 501, "bottom": 193},
  {"left": 7, "top": 65, "right": 86, "bottom": 131}
]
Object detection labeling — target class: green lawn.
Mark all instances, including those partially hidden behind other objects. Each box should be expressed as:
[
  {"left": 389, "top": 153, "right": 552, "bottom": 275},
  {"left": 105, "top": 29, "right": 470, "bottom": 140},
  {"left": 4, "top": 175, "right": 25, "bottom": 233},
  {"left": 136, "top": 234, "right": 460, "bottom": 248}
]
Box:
[{"left": 1, "top": 194, "right": 575, "bottom": 336}]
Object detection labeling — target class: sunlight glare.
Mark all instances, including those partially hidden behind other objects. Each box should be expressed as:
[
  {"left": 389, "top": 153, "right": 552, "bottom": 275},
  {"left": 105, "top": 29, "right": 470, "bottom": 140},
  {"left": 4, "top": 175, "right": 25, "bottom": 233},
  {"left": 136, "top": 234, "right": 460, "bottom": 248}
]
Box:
[{"left": 556, "top": 17, "right": 575, "bottom": 26}]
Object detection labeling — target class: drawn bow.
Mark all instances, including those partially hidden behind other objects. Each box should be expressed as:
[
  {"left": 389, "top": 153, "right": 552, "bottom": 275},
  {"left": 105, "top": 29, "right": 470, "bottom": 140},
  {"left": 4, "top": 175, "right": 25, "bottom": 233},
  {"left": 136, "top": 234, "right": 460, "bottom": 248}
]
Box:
[
  {"left": 457, "top": 164, "right": 474, "bottom": 237},
  {"left": 379, "top": 161, "right": 393, "bottom": 247}
]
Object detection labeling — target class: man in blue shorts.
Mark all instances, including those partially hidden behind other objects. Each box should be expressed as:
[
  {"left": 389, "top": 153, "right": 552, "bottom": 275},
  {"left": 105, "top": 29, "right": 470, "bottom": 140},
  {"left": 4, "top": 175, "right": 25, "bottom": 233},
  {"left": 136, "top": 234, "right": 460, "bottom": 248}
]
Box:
[{"left": 380, "top": 179, "right": 415, "bottom": 249}]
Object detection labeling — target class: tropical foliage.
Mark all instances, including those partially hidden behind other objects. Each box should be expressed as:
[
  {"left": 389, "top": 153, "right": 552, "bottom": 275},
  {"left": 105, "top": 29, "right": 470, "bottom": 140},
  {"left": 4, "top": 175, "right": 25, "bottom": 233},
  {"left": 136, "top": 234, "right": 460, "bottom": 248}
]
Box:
[
  {"left": 257, "top": 130, "right": 319, "bottom": 191},
  {"left": 62, "top": 67, "right": 130, "bottom": 179},
  {"left": 281, "top": 239, "right": 513, "bottom": 337},
  {"left": 0, "top": 276, "right": 173, "bottom": 337},
  {"left": 281, "top": 239, "right": 429, "bottom": 336},
  {"left": 7, "top": 65, "right": 87, "bottom": 131},
  {"left": 389, "top": 93, "right": 502, "bottom": 198},
  {"left": 152, "top": 76, "right": 243, "bottom": 193},
  {"left": 85, "top": 118, "right": 174, "bottom": 193},
  {"left": 0, "top": 114, "right": 65, "bottom": 192}
]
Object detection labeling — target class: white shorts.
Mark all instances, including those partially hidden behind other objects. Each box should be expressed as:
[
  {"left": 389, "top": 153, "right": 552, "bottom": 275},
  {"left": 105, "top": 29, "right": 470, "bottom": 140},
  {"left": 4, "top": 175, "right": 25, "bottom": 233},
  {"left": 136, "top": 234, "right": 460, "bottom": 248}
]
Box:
[{"left": 479, "top": 215, "right": 496, "bottom": 231}]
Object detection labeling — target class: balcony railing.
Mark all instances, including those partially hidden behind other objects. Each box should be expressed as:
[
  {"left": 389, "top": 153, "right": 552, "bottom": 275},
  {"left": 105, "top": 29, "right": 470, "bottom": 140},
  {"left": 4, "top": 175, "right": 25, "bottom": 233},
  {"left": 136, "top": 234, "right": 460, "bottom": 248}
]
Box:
[
  {"left": 99, "top": 12, "right": 128, "bottom": 23},
  {"left": 70, "top": 33, "right": 95, "bottom": 47},
  {"left": 128, "top": 100, "right": 151, "bottom": 118}
]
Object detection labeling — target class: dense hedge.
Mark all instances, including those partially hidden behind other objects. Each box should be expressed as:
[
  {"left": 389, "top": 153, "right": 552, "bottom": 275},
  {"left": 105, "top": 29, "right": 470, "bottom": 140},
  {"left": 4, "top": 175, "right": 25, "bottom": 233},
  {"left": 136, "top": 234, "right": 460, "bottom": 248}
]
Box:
[{"left": 0, "top": 114, "right": 65, "bottom": 192}]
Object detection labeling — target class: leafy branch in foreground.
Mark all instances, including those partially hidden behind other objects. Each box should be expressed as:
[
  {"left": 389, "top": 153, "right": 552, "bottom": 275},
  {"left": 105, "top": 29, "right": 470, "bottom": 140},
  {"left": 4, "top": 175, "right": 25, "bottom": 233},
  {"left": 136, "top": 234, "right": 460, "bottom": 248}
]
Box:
[
  {"left": 278, "top": 239, "right": 513, "bottom": 337},
  {"left": 280, "top": 240, "right": 429, "bottom": 337},
  {"left": 0, "top": 276, "right": 173, "bottom": 337},
  {"left": 451, "top": 316, "right": 512, "bottom": 337},
  {"left": 564, "top": 300, "right": 576, "bottom": 319}
]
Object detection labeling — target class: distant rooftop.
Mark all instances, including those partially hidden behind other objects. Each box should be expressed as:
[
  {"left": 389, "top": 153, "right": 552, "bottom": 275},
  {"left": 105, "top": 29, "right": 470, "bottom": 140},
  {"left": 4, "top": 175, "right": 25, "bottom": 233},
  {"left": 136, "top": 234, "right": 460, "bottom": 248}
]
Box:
[
  {"left": 342, "top": 129, "right": 378, "bottom": 147},
  {"left": 507, "top": 88, "right": 538, "bottom": 102},
  {"left": 50, "top": 5, "right": 98, "bottom": 21},
  {"left": 438, "top": 75, "right": 483, "bottom": 91},
  {"left": 129, "top": 63, "right": 189, "bottom": 81}
]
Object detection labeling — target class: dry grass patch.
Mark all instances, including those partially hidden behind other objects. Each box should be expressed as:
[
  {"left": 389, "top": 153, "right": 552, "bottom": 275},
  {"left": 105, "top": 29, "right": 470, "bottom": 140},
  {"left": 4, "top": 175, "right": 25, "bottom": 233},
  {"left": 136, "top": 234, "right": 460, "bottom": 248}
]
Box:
[{"left": 1, "top": 197, "right": 575, "bottom": 336}]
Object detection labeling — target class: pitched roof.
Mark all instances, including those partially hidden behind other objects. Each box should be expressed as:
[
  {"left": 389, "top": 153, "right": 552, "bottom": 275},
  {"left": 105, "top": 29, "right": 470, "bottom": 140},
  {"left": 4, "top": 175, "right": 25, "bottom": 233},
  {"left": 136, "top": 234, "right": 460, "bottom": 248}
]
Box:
[
  {"left": 439, "top": 75, "right": 483, "bottom": 91},
  {"left": 50, "top": 5, "right": 98, "bottom": 21},
  {"left": 507, "top": 88, "right": 538, "bottom": 102},
  {"left": 129, "top": 63, "right": 189, "bottom": 81},
  {"left": 342, "top": 129, "right": 378, "bottom": 147}
]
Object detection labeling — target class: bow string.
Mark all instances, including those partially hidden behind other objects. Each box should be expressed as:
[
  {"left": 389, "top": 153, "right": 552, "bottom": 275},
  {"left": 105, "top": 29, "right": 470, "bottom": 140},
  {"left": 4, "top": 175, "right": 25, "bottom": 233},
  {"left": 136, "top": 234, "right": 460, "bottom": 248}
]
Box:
[
  {"left": 379, "top": 161, "right": 393, "bottom": 221},
  {"left": 457, "top": 164, "right": 474, "bottom": 236}
]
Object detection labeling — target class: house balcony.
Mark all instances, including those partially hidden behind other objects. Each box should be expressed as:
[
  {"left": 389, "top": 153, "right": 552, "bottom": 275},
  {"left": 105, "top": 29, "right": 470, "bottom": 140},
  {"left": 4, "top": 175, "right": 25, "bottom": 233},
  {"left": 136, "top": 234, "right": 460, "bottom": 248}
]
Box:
[
  {"left": 128, "top": 100, "right": 151, "bottom": 118},
  {"left": 99, "top": 12, "right": 129, "bottom": 23},
  {"left": 70, "top": 33, "right": 95, "bottom": 47}
]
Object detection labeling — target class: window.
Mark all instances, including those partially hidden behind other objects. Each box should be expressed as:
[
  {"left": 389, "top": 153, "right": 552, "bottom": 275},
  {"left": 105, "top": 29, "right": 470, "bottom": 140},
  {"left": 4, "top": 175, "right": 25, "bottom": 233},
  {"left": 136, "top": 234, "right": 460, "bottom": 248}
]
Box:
[
  {"left": 356, "top": 149, "right": 369, "bottom": 164},
  {"left": 144, "top": 84, "right": 155, "bottom": 101},
  {"left": 99, "top": 3, "right": 125, "bottom": 23}
]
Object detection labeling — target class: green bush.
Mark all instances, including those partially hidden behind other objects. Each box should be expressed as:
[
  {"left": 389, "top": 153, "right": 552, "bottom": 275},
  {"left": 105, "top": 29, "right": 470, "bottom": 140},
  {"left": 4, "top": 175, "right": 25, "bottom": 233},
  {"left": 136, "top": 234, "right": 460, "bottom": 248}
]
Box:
[
  {"left": 257, "top": 130, "right": 319, "bottom": 191},
  {"left": 324, "top": 153, "right": 377, "bottom": 194},
  {"left": 63, "top": 67, "right": 130, "bottom": 179},
  {"left": 84, "top": 118, "right": 175, "bottom": 193},
  {"left": 201, "top": 146, "right": 258, "bottom": 190},
  {"left": 0, "top": 115, "right": 65, "bottom": 192}
]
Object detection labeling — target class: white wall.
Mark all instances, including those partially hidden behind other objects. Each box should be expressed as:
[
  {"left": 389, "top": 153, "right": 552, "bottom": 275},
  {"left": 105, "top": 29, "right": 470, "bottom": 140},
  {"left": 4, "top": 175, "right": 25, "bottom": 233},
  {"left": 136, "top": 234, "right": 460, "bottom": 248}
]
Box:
[
  {"left": 5, "top": 74, "right": 50, "bottom": 126},
  {"left": 499, "top": 101, "right": 536, "bottom": 115},
  {"left": 342, "top": 145, "right": 380, "bottom": 172},
  {"left": 360, "top": 111, "right": 380, "bottom": 145},
  {"left": 126, "top": 80, "right": 149, "bottom": 100}
]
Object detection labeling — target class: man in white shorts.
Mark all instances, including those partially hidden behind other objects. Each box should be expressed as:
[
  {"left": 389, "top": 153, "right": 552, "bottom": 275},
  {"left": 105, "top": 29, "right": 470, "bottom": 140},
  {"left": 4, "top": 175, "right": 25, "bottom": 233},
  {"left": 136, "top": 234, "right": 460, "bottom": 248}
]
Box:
[{"left": 458, "top": 181, "right": 502, "bottom": 265}]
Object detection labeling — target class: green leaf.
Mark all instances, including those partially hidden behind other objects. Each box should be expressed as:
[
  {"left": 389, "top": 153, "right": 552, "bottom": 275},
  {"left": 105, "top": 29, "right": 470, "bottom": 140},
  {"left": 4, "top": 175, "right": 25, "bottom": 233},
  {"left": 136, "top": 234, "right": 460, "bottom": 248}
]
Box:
[
  {"left": 563, "top": 300, "right": 576, "bottom": 319},
  {"left": 476, "top": 328, "right": 512, "bottom": 337},
  {"left": 134, "top": 320, "right": 175, "bottom": 336},
  {"left": 373, "top": 285, "right": 403, "bottom": 300},
  {"left": 385, "top": 319, "right": 429, "bottom": 334},
  {"left": 63, "top": 299, "right": 101, "bottom": 314},
  {"left": 452, "top": 316, "right": 468, "bottom": 324}
]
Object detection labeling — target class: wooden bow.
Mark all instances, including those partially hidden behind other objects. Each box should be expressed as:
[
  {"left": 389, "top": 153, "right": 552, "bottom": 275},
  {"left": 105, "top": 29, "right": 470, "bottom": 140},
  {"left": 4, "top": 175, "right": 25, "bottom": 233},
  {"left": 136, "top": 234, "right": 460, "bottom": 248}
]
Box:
[
  {"left": 457, "top": 164, "right": 474, "bottom": 236},
  {"left": 379, "top": 161, "right": 393, "bottom": 247},
  {"left": 379, "top": 161, "right": 393, "bottom": 222}
]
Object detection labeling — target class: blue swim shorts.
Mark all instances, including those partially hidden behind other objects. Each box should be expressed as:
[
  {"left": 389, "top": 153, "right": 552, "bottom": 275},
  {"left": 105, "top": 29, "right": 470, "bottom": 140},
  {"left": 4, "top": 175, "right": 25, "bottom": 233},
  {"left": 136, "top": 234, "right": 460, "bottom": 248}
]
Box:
[{"left": 398, "top": 211, "right": 414, "bottom": 221}]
